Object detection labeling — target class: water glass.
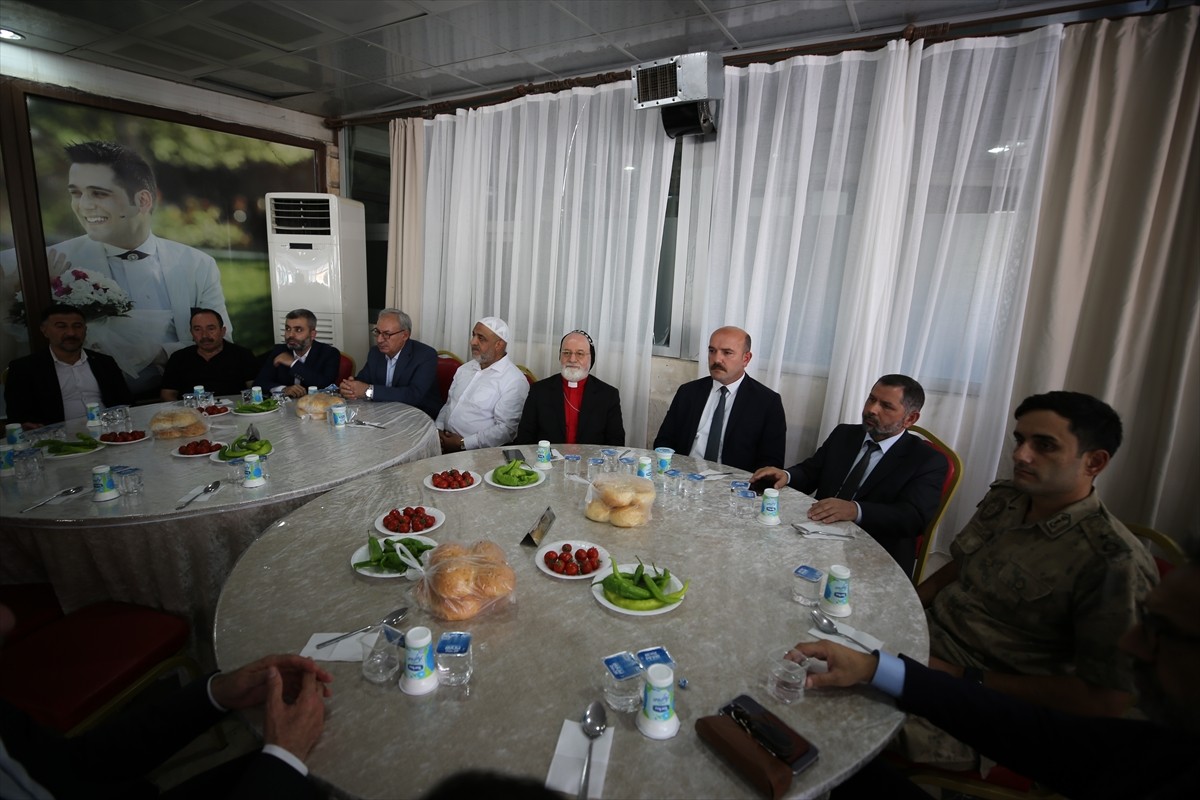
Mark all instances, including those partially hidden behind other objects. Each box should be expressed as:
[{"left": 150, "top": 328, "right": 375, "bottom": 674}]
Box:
[
  {"left": 13, "top": 448, "right": 42, "bottom": 480},
  {"left": 199, "top": 391, "right": 215, "bottom": 407},
  {"left": 360, "top": 625, "right": 403, "bottom": 684},
  {"left": 766, "top": 648, "right": 808, "bottom": 704},
  {"left": 661, "top": 468, "right": 682, "bottom": 496},
  {"left": 618, "top": 456, "right": 637, "bottom": 474},
  {"left": 182, "top": 393, "right": 198, "bottom": 409},
  {"left": 435, "top": 631, "right": 473, "bottom": 686},
  {"left": 116, "top": 467, "right": 143, "bottom": 494},
  {"left": 586, "top": 457, "right": 605, "bottom": 482},
  {"left": 241, "top": 389, "right": 254, "bottom": 405},
  {"left": 737, "top": 489, "right": 759, "bottom": 518},
  {"left": 683, "top": 473, "right": 706, "bottom": 498},
  {"left": 601, "top": 449, "right": 619, "bottom": 471},
  {"left": 792, "top": 565, "right": 824, "bottom": 605},
  {"left": 601, "top": 651, "right": 644, "bottom": 713},
  {"left": 729, "top": 480, "right": 750, "bottom": 511},
  {"left": 563, "top": 454, "right": 582, "bottom": 477}
]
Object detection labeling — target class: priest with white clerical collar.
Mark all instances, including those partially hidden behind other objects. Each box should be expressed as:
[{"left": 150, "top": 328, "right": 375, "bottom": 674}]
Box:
[{"left": 516, "top": 330, "right": 625, "bottom": 446}]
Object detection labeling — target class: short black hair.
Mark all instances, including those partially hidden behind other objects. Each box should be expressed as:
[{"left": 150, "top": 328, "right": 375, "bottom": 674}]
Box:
[
  {"left": 190, "top": 307, "right": 224, "bottom": 328},
  {"left": 39, "top": 303, "right": 85, "bottom": 324},
  {"left": 286, "top": 308, "right": 318, "bottom": 329},
  {"left": 561, "top": 330, "right": 596, "bottom": 367},
  {"left": 64, "top": 141, "right": 156, "bottom": 205},
  {"left": 1015, "top": 391, "right": 1122, "bottom": 456},
  {"left": 876, "top": 374, "right": 925, "bottom": 413}
]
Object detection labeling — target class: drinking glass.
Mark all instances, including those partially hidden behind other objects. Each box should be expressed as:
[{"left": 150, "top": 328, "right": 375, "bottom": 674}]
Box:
[
  {"left": 360, "top": 625, "right": 403, "bottom": 684},
  {"left": 563, "top": 454, "right": 582, "bottom": 477},
  {"left": 13, "top": 448, "right": 42, "bottom": 481},
  {"left": 435, "top": 632, "right": 473, "bottom": 686},
  {"left": 766, "top": 648, "right": 807, "bottom": 704}
]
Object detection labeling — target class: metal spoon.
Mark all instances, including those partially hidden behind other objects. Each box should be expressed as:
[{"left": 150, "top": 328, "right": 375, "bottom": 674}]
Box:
[
  {"left": 579, "top": 700, "right": 607, "bottom": 800},
  {"left": 176, "top": 480, "right": 221, "bottom": 510},
  {"left": 809, "top": 607, "right": 874, "bottom": 652},
  {"left": 21, "top": 485, "right": 85, "bottom": 513},
  {"left": 316, "top": 607, "right": 409, "bottom": 650}
]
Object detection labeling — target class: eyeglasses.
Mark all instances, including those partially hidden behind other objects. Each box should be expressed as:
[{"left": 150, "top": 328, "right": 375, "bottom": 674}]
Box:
[
  {"left": 560, "top": 350, "right": 589, "bottom": 360},
  {"left": 372, "top": 328, "right": 405, "bottom": 340},
  {"left": 1137, "top": 602, "right": 1200, "bottom": 652}
]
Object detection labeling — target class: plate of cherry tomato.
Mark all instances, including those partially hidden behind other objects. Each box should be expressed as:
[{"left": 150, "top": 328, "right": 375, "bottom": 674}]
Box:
[
  {"left": 172, "top": 439, "right": 225, "bottom": 458},
  {"left": 374, "top": 506, "right": 445, "bottom": 535},
  {"left": 536, "top": 540, "right": 610, "bottom": 581},
  {"left": 98, "top": 430, "right": 148, "bottom": 445},
  {"left": 423, "top": 469, "right": 482, "bottom": 492},
  {"left": 199, "top": 404, "right": 230, "bottom": 416}
]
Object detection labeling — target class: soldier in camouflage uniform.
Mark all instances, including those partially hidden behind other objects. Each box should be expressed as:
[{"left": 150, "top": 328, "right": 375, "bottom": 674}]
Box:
[{"left": 905, "top": 391, "right": 1158, "bottom": 768}]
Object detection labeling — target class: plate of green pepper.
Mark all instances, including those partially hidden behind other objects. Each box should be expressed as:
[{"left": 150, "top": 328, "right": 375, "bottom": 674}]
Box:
[
  {"left": 483, "top": 459, "right": 545, "bottom": 490},
  {"left": 590, "top": 560, "right": 689, "bottom": 617}
]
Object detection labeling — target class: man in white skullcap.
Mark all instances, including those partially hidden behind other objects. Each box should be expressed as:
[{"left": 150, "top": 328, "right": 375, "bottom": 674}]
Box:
[{"left": 436, "top": 316, "right": 530, "bottom": 452}]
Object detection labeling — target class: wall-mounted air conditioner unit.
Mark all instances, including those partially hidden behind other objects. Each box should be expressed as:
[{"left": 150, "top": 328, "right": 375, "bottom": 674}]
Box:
[
  {"left": 632, "top": 52, "right": 724, "bottom": 137},
  {"left": 265, "top": 193, "right": 367, "bottom": 366}
]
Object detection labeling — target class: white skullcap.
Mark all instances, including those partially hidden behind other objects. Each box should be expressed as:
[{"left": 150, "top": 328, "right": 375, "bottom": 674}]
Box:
[{"left": 477, "top": 316, "right": 510, "bottom": 342}]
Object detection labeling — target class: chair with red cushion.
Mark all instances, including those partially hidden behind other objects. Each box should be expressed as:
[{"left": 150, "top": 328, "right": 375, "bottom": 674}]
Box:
[
  {"left": 1124, "top": 522, "right": 1184, "bottom": 578},
  {"left": 337, "top": 353, "right": 356, "bottom": 384},
  {"left": 0, "top": 601, "right": 200, "bottom": 735},
  {"left": 436, "top": 350, "right": 463, "bottom": 404},
  {"left": 0, "top": 583, "right": 64, "bottom": 647},
  {"left": 516, "top": 364, "right": 537, "bottom": 385},
  {"left": 907, "top": 424, "right": 963, "bottom": 584}
]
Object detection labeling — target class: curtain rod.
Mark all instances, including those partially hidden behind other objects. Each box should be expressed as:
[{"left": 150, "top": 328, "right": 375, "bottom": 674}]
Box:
[{"left": 323, "top": 1, "right": 1138, "bottom": 129}]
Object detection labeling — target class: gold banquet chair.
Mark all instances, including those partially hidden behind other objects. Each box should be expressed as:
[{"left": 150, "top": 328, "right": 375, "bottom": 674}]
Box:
[
  {"left": 1124, "top": 522, "right": 1185, "bottom": 577},
  {"left": 907, "top": 425, "right": 963, "bottom": 585}
]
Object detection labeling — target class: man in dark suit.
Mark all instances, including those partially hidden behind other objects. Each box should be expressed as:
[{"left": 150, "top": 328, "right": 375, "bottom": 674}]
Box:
[
  {"left": 788, "top": 549, "right": 1200, "bottom": 799},
  {"left": 254, "top": 308, "right": 340, "bottom": 398},
  {"left": 4, "top": 303, "right": 132, "bottom": 430},
  {"left": 516, "top": 329, "right": 624, "bottom": 445},
  {"left": 654, "top": 326, "right": 786, "bottom": 472},
  {"left": 0, "top": 598, "right": 330, "bottom": 799},
  {"left": 752, "top": 374, "right": 946, "bottom": 575},
  {"left": 338, "top": 308, "right": 441, "bottom": 418}
]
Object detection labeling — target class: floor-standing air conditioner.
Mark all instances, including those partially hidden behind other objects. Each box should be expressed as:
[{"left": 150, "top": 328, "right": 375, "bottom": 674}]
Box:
[{"left": 265, "top": 193, "right": 367, "bottom": 367}]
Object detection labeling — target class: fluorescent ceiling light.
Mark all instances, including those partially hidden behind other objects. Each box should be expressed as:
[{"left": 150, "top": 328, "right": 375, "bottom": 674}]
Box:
[{"left": 0, "top": 29, "right": 26, "bottom": 40}]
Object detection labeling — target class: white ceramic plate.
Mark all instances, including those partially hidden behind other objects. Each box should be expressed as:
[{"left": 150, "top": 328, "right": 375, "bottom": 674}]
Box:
[
  {"left": 171, "top": 442, "right": 226, "bottom": 459},
  {"left": 209, "top": 443, "right": 273, "bottom": 463},
  {"left": 44, "top": 442, "right": 106, "bottom": 460},
  {"left": 200, "top": 406, "right": 231, "bottom": 417},
  {"left": 373, "top": 507, "right": 445, "bottom": 536},
  {"left": 98, "top": 434, "right": 150, "bottom": 446},
  {"left": 350, "top": 534, "right": 437, "bottom": 578},
  {"left": 536, "top": 540, "right": 610, "bottom": 581},
  {"left": 590, "top": 563, "right": 686, "bottom": 617},
  {"left": 483, "top": 466, "right": 546, "bottom": 490},
  {"left": 232, "top": 408, "right": 278, "bottom": 417},
  {"left": 422, "top": 470, "right": 483, "bottom": 492}
]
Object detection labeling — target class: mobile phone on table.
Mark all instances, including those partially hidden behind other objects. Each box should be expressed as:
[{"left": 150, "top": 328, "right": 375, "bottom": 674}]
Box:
[
  {"left": 720, "top": 694, "right": 819, "bottom": 775},
  {"left": 503, "top": 448, "right": 527, "bottom": 463}
]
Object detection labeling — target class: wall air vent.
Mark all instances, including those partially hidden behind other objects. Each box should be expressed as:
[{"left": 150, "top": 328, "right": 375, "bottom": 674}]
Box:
[
  {"left": 632, "top": 52, "right": 723, "bottom": 137},
  {"left": 268, "top": 195, "right": 332, "bottom": 236}
]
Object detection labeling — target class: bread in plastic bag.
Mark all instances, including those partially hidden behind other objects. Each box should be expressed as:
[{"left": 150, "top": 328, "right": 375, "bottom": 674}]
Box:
[
  {"left": 413, "top": 539, "right": 516, "bottom": 621},
  {"left": 584, "top": 473, "right": 656, "bottom": 527}
]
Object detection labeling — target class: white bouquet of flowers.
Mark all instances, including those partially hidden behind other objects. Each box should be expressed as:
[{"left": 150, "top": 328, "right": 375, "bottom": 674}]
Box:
[{"left": 50, "top": 268, "right": 170, "bottom": 378}]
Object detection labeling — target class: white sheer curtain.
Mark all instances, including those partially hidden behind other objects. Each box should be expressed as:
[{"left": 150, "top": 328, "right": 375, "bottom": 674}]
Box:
[
  {"left": 684, "top": 27, "right": 1063, "bottom": 544},
  {"left": 385, "top": 118, "right": 425, "bottom": 330},
  {"left": 420, "top": 83, "right": 675, "bottom": 443}
]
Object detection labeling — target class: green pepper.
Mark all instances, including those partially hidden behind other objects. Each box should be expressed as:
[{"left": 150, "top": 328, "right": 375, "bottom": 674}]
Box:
[
  {"left": 602, "top": 586, "right": 667, "bottom": 611},
  {"left": 641, "top": 569, "right": 670, "bottom": 603}
]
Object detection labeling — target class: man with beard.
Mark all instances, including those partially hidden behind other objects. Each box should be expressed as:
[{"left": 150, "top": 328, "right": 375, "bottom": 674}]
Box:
[
  {"left": 786, "top": 545, "right": 1198, "bottom": 799},
  {"left": 159, "top": 308, "right": 258, "bottom": 400},
  {"left": 436, "top": 316, "right": 529, "bottom": 452},
  {"left": 255, "top": 308, "right": 340, "bottom": 399},
  {"left": 4, "top": 303, "right": 131, "bottom": 429},
  {"left": 899, "top": 391, "right": 1157, "bottom": 767},
  {"left": 654, "top": 326, "right": 786, "bottom": 472},
  {"left": 751, "top": 374, "right": 946, "bottom": 575},
  {"left": 516, "top": 330, "right": 624, "bottom": 446}
]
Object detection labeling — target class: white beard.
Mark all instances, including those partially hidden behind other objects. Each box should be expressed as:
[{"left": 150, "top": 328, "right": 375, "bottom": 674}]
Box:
[{"left": 560, "top": 365, "right": 589, "bottom": 382}]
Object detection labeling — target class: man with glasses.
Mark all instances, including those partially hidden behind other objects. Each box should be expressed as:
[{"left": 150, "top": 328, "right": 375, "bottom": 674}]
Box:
[
  {"left": 516, "top": 330, "right": 624, "bottom": 446},
  {"left": 255, "top": 308, "right": 340, "bottom": 399},
  {"left": 904, "top": 391, "right": 1157, "bottom": 767},
  {"left": 787, "top": 547, "right": 1200, "bottom": 797},
  {"left": 338, "top": 309, "right": 440, "bottom": 418}
]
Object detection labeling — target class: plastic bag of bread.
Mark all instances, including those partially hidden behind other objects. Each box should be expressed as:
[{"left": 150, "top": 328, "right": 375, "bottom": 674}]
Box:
[
  {"left": 149, "top": 407, "right": 207, "bottom": 439},
  {"left": 295, "top": 392, "right": 342, "bottom": 419},
  {"left": 584, "top": 474, "right": 655, "bottom": 527},
  {"left": 413, "top": 540, "right": 516, "bottom": 621}
]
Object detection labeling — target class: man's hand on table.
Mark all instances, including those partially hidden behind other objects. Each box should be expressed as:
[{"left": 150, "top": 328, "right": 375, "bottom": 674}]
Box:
[
  {"left": 749, "top": 466, "right": 788, "bottom": 490},
  {"left": 807, "top": 497, "right": 858, "bottom": 524},
  {"left": 283, "top": 384, "right": 306, "bottom": 399},
  {"left": 264, "top": 666, "right": 327, "bottom": 761},
  {"left": 439, "top": 429, "right": 465, "bottom": 453},
  {"left": 211, "top": 654, "right": 333, "bottom": 710},
  {"left": 339, "top": 379, "right": 368, "bottom": 400},
  {"left": 20, "top": 422, "right": 45, "bottom": 432},
  {"left": 791, "top": 641, "right": 879, "bottom": 689}
]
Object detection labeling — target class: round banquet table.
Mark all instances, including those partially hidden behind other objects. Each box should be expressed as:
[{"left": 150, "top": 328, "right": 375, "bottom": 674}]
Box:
[
  {"left": 0, "top": 399, "right": 439, "bottom": 666},
  {"left": 214, "top": 446, "right": 928, "bottom": 799}
]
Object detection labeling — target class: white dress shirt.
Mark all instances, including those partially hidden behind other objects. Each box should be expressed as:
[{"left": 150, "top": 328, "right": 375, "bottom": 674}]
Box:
[
  {"left": 436, "top": 355, "right": 530, "bottom": 450},
  {"left": 688, "top": 375, "right": 746, "bottom": 461},
  {"left": 51, "top": 349, "right": 103, "bottom": 421}
]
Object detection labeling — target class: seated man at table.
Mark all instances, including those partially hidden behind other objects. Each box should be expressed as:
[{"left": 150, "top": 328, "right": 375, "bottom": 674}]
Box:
[
  {"left": 654, "top": 326, "right": 785, "bottom": 472},
  {"left": 4, "top": 303, "right": 132, "bottom": 430},
  {"left": 907, "top": 391, "right": 1157, "bottom": 767},
  {"left": 337, "top": 308, "right": 441, "bottom": 418},
  {"left": 159, "top": 308, "right": 258, "bottom": 401},
  {"left": 516, "top": 329, "right": 624, "bottom": 446},
  {"left": 0, "top": 603, "right": 331, "bottom": 799},
  {"left": 750, "top": 374, "right": 946, "bottom": 576},
  {"left": 788, "top": 544, "right": 1200, "bottom": 799},
  {"left": 255, "top": 308, "right": 341, "bottom": 399},
  {"left": 436, "top": 316, "right": 529, "bottom": 453}
]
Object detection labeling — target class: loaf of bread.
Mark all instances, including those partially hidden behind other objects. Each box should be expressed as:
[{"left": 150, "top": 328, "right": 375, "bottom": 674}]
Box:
[
  {"left": 585, "top": 474, "right": 656, "bottom": 528},
  {"left": 417, "top": 539, "right": 516, "bottom": 621},
  {"left": 149, "top": 408, "right": 207, "bottom": 439},
  {"left": 295, "top": 392, "right": 342, "bottom": 419}
]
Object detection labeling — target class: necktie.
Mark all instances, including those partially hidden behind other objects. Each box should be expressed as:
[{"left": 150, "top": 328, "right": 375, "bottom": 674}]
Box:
[
  {"left": 836, "top": 440, "right": 880, "bottom": 499},
  {"left": 704, "top": 386, "right": 729, "bottom": 462}
]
